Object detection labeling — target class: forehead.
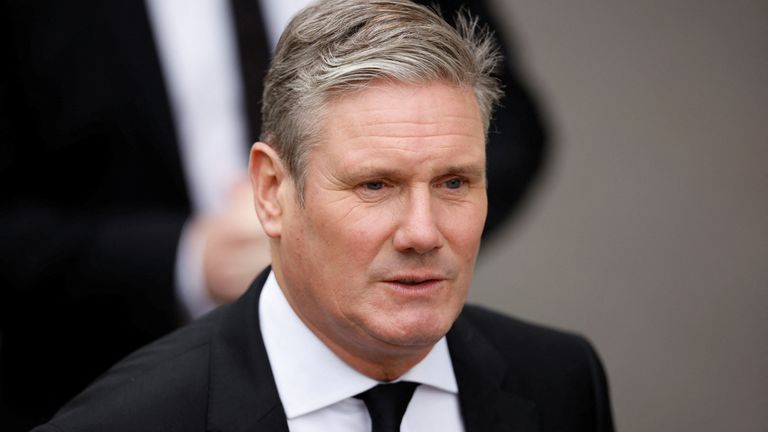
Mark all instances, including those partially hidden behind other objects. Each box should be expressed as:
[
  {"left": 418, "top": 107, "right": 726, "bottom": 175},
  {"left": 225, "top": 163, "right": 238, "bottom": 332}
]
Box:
[{"left": 313, "top": 81, "right": 485, "bottom": 168}]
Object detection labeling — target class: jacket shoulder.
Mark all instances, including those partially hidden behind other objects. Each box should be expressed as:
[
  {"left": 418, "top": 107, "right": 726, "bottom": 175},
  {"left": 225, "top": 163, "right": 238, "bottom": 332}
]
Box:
[
  {"left": 458, "top": 304, "right": 605, "bottom": 380},
  {"left": 460, "top": 304, "right": 595, "bottom": 358},
  {"left": 458, "top": 304, "right": 615, "bottom": 431},
  {"left": 33, "top": 306, "right": 230, "bottom": 431}
]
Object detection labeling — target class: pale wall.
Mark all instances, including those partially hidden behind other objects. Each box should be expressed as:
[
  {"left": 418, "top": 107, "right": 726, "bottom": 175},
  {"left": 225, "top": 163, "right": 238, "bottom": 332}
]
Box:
[{"left": 471, "top": 1, "right": 768, "bottom": 431}]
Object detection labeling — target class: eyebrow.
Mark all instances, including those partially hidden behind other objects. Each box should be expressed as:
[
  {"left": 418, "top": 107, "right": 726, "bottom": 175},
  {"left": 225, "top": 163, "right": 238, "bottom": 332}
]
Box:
[
  {"left": 444, "top": 164, "right": 486, "bottom": 179},
  {"left": 345, "top": 163, "right": 486, "bottom": 182}
]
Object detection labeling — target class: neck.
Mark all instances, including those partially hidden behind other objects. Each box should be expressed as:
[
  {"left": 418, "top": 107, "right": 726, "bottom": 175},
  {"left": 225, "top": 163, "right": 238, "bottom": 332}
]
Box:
[{"left": 313, "top": 330, "right": 433, "bottom": 381}]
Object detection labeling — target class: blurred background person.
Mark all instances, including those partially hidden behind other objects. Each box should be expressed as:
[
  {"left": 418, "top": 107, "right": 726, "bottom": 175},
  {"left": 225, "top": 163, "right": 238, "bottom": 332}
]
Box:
[{"left": 0, "top": 0, "right": 547, "bottom": 429}]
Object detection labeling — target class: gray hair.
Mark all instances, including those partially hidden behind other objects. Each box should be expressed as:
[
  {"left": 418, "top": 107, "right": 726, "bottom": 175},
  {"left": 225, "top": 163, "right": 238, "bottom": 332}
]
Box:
[{"left": 260, "top": 0, "right": 503, "bottom": 199}]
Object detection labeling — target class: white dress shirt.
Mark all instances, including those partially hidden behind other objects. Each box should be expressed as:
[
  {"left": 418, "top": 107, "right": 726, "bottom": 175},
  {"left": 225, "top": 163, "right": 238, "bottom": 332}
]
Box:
[
  {"left": 260, "top": 271, "right": 465, "bottom": 432},
  {"left": 145, "top": 0, "right": 249, "bottom": 215},
  {"left": 146, "top": 0, "right": 249, "bottom": 317},
  {"left": 145, "top": 0, "right": 312, "bottom": 317}
]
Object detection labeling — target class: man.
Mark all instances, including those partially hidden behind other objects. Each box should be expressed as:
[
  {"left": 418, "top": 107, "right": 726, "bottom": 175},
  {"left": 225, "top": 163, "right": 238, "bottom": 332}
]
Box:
[
  {"left": 33, "top": 1, "right": 609, "bottom": 431},
  {"left": 1, "top": 0, "right": 546, "bottom": 428}
]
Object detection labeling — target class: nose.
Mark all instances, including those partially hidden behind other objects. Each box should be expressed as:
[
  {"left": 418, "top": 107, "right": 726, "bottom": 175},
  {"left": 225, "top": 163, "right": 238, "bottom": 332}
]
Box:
[{"left": 392, "top": 187, "right": 444, "bottom": 254}]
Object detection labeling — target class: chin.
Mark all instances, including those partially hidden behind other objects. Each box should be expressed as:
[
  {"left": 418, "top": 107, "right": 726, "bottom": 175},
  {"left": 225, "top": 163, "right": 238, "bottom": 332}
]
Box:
[{"left": 369, "top": 313, "right": 454, "bottom": 349}]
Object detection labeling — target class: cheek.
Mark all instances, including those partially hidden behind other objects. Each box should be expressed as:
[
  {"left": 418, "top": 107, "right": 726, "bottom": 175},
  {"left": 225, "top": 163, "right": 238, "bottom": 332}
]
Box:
[
  {"left": 322, "top": 202, "right": 398, "bottom": 254},
  {"left": 442, "top": 200, "right": 487, "bottom": 254}
]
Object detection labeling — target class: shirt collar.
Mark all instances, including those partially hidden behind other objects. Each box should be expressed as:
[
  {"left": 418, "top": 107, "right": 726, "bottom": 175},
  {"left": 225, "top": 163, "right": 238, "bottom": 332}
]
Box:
[{"left": 259, "top": 271, "right": 458, "bottom": 419}]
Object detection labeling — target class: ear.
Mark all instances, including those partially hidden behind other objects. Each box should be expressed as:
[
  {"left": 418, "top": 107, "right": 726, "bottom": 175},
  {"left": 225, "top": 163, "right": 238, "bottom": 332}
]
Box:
[{"left": 249, "top": 142, "right": 289, "bottom": 238}]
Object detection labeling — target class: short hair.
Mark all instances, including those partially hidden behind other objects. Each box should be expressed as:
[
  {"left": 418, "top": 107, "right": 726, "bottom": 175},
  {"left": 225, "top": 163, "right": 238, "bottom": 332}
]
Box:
[{"left": 260, "top": 0, "right": 503, "bottom": 200}]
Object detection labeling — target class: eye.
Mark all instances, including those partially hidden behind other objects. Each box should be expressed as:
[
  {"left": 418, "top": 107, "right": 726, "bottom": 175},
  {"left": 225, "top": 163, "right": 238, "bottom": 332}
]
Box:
[
  {"left": 444, "top": 178, "right": 464, "bottom": 189},
  {"left": 356, "top": 180, "right": 392, "bottom": 201},
  {"left": 433, "top": 176, "right": 471, "bottom": 198},
  {"left": 365, "top": 181, "right": 385, "bottom": 191}
]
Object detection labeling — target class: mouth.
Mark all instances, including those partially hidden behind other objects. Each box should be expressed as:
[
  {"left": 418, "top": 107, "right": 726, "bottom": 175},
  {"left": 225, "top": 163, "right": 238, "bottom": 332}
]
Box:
[
  {"left": 392, "top": 278, "right": 438, "bottom": 285},
  {"left": 383, "top": 275, "right": 446, "bottom": 291}
]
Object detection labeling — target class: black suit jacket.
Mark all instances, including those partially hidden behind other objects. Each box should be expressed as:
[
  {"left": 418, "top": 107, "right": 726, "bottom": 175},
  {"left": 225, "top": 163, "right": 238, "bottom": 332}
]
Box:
[
  {"left": 1, "top": 0, "right": 547, "bottom": 428},
  {"left": 33, "top": 269, "right": 613, "bottom": 432}
]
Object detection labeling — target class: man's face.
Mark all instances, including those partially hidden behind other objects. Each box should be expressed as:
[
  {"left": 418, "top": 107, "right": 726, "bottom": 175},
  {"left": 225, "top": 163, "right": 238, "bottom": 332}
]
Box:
[{"left": 275, "top": 81, "right": 487, "bottom": 363}]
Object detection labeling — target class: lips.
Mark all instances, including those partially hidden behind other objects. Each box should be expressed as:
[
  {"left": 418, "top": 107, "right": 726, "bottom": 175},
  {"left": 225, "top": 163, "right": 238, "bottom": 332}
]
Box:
[
  {"left": 382, "top": 274, "right": 446, "bottom": 290},
  {"left": 391, "top": 278, "right": 439, "bottom": 285}
]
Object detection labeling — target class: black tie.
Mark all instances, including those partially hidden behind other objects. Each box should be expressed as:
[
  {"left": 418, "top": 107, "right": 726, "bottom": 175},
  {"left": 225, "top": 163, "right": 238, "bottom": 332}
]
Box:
[
  {"left": 355, "top": 382, "right": 420, "bottom": 432},
  {"left": 229, "top": 0, "right": 271, "bottom": 144}
]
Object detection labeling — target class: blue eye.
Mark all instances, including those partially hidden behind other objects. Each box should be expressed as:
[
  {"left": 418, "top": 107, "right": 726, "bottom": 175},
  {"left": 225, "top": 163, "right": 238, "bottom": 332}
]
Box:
[
  {"left": 365, "top": 182, "right": 385, "bottom": 190},
  {"left": 445, "top": 178, "right": 463, "bottom": 189}
]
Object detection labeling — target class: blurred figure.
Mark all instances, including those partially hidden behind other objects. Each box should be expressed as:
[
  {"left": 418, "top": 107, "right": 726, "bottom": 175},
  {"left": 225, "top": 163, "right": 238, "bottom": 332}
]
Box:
[{"left": 0, "top": 0, "right": 546, "bottom": 429}]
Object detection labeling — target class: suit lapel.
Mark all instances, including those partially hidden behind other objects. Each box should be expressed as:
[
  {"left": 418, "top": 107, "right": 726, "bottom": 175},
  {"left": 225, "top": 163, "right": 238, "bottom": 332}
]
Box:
[
  {"left": 448, "top": 313, "right": 539, "bottom": 432},
  {"left": 207, "top": 268, "right": 289, "bottom": 432}
]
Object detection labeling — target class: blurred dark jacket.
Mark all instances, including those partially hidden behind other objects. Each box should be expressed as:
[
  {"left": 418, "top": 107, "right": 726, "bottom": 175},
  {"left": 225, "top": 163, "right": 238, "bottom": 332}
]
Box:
[{"left": 0, "top": 0, "right": 547, "bottom": 429}]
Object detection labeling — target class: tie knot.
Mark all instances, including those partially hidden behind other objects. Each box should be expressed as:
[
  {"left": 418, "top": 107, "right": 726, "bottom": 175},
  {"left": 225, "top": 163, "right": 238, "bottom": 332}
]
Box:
[{"left": 355, "top": 382, "right": 419, "bottom": 432}]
